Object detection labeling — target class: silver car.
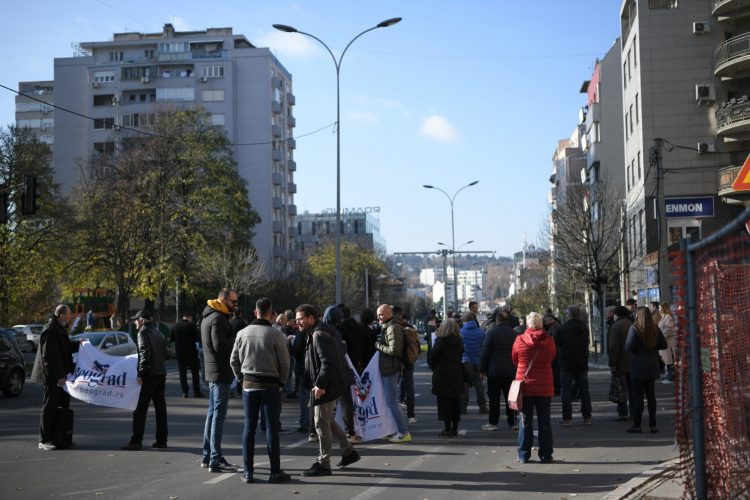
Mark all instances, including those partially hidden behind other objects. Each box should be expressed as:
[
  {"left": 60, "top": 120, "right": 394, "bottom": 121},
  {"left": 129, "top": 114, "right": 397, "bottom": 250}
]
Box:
[
  {"left": 12, "top": 324, "right": 45, "bottom": 353},
  {"left": 71, "top": 331, "right": 137, "bottom": 363}
]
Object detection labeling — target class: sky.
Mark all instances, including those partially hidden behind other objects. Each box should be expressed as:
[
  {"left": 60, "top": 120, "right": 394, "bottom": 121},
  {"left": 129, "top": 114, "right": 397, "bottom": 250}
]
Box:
[{"left": 0, "top": 0, "right": 623, "bottom": 259}]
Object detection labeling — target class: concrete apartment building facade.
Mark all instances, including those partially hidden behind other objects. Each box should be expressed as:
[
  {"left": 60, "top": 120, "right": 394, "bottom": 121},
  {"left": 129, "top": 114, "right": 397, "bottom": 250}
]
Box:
[
  {"left": 294, "top": 211, "right": 386, "bottom": 255},
  {"left": 15, "top": 81, "right": 55, "bottom": 148},
  {"left": 49, "top": 24, "right": 297, "bottom": 270}
]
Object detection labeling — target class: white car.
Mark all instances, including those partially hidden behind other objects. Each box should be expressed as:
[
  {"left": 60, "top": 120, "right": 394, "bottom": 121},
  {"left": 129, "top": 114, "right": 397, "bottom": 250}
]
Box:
[
  {"left": 71, "top": 331, "right": 137, "bottom": 363},
  {"left": 12, "top": 324, "right": 45, "bottom": 352}
]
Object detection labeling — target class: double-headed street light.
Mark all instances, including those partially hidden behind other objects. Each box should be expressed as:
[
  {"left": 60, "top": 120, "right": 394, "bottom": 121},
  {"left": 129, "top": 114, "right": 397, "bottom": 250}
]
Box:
[
  {"left": 273, "top": 17, "right": 402, "bottom": 304},
  {"left": 425, "top": 181, "right": 479, "bottom": 311}
]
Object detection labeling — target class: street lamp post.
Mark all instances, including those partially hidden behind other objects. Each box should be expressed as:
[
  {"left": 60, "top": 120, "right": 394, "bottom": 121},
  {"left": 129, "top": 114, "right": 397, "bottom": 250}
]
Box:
[
  {"left": 273, "top": 17, "right": 402, "bottom": 304},
  {"left": 425, "top": 181, "right": 479, "bottom": 312}
]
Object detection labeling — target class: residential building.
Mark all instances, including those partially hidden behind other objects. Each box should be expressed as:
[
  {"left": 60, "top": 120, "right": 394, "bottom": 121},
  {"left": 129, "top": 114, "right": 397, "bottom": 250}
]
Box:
[
  {"left": 294, "top": 210, "right": 386, "bottom": 255},
  {"left": 509, "top": 243, "right": 547, "bottom": 297},
  {"left": 15, "top": 81, "right": 55, "bottom": 147},
  {"left": 49, "top": 24, "right": 297, "bottom": 270}
]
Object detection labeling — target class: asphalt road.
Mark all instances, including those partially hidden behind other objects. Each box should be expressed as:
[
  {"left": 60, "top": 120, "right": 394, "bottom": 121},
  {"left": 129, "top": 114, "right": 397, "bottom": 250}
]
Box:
[{"left": 1, "top": 361, "right": 678, "bottom": 499}]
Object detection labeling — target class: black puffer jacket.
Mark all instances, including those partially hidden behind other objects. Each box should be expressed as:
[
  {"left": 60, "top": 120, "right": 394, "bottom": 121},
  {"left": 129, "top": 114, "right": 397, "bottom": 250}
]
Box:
[
  {"left": 200, "top": 302, "right": 236, "bottom": 384},
  {"left": 479, "top": 323, "right": 518, "bottom": 379},
  {"left": 304, "top": 320, "right": 347, "bottom": 405},
  {"left": 555, "top": 318, "right": 589, "bottom": 374},
  {"left": 137, "top": 323, "right": 168, "bottom": 379},
  {"left": 33, "top": 316, "right": 76, "bottom": 385},
  {"left": 429, "top": 334, "right": 464, "bottom": 398}
]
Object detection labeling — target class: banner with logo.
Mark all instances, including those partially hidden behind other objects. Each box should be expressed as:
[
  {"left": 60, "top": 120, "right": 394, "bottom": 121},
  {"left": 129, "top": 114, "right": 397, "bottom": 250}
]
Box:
[
  {"left": 336, "top": 352, "right": 397, "bottom": 441},
  {"left": 65, "top": 341, "right": 141, "bottom": 411}
]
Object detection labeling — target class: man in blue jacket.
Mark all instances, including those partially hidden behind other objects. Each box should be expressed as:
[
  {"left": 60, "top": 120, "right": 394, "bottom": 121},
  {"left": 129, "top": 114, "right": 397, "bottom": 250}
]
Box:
[{"left": 460, "top": 312, "right": 487, "bottom": 414}]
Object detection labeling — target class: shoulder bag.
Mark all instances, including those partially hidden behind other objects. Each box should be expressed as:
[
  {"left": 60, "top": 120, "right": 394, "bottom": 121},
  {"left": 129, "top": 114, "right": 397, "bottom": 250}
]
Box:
[{"left": 508, "top": 349, "right": 539, "bottom": 411}]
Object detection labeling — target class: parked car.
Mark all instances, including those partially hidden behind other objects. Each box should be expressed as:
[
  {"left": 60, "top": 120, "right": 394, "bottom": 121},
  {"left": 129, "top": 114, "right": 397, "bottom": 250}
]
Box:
[
  {"left": 71, "top": 331, "right": 137, "bottom": 363},
  {"left": 12, "top": 324, "right": 45, "bottom": 353},
  {"left": 0, "top": 328, "right": 26, "bottom": 397},
  {"left": 6, "top": 326, "right": 29, "bottom": 353}
]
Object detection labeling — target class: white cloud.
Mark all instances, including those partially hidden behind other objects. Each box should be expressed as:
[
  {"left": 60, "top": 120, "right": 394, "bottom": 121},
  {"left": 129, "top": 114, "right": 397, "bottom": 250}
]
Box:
[
  {"left": 255, "top": 30, "right": 322, "bottom": 59},
  {"left": 419, "top": 115, "right": 460, "bottom": 143}
]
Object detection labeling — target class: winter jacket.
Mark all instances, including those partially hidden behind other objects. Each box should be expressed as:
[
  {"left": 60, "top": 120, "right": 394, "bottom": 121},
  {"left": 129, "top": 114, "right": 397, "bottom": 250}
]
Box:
[
  {"left": 230, "top": 319, "right": 290, "bottom": 387},
  {"left": 339, "top": 317, "right": 376, "bottom": 373},
  {"left": 136, "top": 322, "right": 168, "bottom": 379},
  {"left": 512, "top": 328, "right": 556, "bottom": 397},
  {"left": 460, "top": 320, "right": 485, "bottom": 365},
  {"left": 555, "top": 318, "right": 589, "bottom": 374},
  {"left": 625, "top": 325, "right": 667, "bottom": 380},
  {"left": 200, "top": 300, "right": 236, "bottom": 384},
  {"left": 479, "top": 323, "right": 518, "bottom": 379},
  {"left": 304, "top": 320, "right": 347, "bottom": 405},
  {"left": 429, "top": 334, "right": 465, "bottom": 398},
  {"left": 170, "top": 319, "right": 200, "bottom": 360},
  {"left": 376, "top": 318, "right": 403, "bottom": 376},
  {"left": 658, "top": 314, "right": 676, "bottom": 365},
  {"left": 229, "top": 316, "right": 248, "bottom": 334},
  {"left": 33, "top": 316, "right": 76, "bottom": 385},
  {"left": 608, "top": 317, "right": 633, "bottom": 373}
]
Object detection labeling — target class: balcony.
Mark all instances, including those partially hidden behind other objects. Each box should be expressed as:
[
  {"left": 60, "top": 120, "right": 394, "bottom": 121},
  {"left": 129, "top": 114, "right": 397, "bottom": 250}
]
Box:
[
  {"left": 272, "top": 173, "right": 283, "bottom": 185},
  {"left": 718, "top": 165, "right": 750, "bottom": 203},
  {"left": 272, "top": 77, "right": 283, "bottom": 89},
  {"left": 287, "top": 138, "right": 296, "bottom": 150},
  {"left": 288, "top": 160, "right": 296, "bottom": 172},
  {"left": 272, "top": 100, "right": 282, "bottom": 114},
  {"left": 287, "top": 93, "right": 295, "bottom": 105},
  {"left": 272, "top": 149, "right": 283, "bottom": 161},
  {"left": 273, "top": 221, "right": 283, "bottom": 233},
  {"left": 289, "top": 226, "right": 298, "bottom": 236},
  {"left": 716, "top": 96, "right": 750, "bottom": 138},
  {"left": 272, "top": 124, "right": 282, "bottom": 138},
  {"left": 714, "top": 33, "right": 750, "bottom": 77},
  {"left": 288, "top": 116, "right": 296, "bottom": 128},
  {"left": 273, "top": 246, "right": 285, "bottom": 258},
  {"left": 287, "top": 204, "right": 297, "bottom": 216},
  {"left": 713, "top": 0, "right": 750, "bottom": 17},
  {"left": 287, "top": 182, "right": 297, "bottom": 194},
  {"left": 273, "top": 197, "right": 283, "bottom": 209}
]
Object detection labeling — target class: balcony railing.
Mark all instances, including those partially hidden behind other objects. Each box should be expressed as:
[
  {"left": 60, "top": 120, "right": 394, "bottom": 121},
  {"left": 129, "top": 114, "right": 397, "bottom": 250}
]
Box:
[
  {"left": 713, "top": 0, "right": 750, "bottom": 15},
  {"left": 714, "top": 32, "right": 750, "bottom": 74},
  {"left": 718, "top": 165, "right": 741, "bottom": 195},
  {"left": 716, "top": 96, "right": 750, "bottom": 133}
]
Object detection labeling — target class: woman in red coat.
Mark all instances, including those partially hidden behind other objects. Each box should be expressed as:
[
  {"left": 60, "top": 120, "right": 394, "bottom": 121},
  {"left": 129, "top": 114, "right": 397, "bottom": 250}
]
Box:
[{"left": 512, "top": 311, "right": 557, "bottom": 463}]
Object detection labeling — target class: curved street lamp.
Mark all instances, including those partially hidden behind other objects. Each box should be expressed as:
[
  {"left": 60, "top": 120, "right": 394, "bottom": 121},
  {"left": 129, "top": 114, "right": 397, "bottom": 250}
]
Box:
[
  {"left": 424, "top": 181, "right": 479, "bottom": 311},
  {"left": 273, "top": 17, "right": 402, "bottom": 304}
]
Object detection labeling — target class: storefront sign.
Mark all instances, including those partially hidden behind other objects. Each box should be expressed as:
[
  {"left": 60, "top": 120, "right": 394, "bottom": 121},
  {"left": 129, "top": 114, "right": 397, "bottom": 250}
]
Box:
[{"left": 664, "top": 196, "right": 714, "bottom": 218}]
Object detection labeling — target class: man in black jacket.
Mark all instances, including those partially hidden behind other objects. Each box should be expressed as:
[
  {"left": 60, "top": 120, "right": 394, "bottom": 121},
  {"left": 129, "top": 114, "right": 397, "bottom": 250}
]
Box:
[
  {"left": 200, "top": 288, "right": 239, "bottom": 472},
  {"left": 34, "top": 304, "right": 76, "bottom": 451},
  {"left": 479, "top": 311, "right": 519, "bottom": 431},
  {"left": 170, "top": 313, "right": 203, "bottom": 398},
  {"left": 296, "top": 304, "right": 359, "bottom": 477},
  {"left": 556, "top": 305, "right": 592, "bottom": 426},
  {"left": 122, "top": 309, "right": 169, "bottom": 450}
]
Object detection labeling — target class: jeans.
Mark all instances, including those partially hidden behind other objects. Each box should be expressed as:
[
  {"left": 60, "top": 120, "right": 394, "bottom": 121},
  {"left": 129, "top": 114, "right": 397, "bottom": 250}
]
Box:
[
  {"left": 130, "top": 375, "right": 167, "bottom": 444},
  {"left": 462, "top": 363, "right": 486, "bottom": 410},
  {"left": 399, "top": 364, "right": 416, "bottom": 418},
  {"left": 560, "top": 371, "right": 592, "bottom": 420},
  {"left": 382, "top": 373, "right": 409, "bottom": 435},
  {"left": 202, "top": 382, "right": 230, "bottom": 466},
  {"left": 631, "top": 379, "right": 657, "bottom": 428},
  {"left": 177, "top": 355, "right": 201, "bottom": 396},
  {"left": 314, "top": 399, "right": 353, "bottom": 467},
  {"left": 40, "top": 383, "right": 71, "bottom": 443},
  {"left": 242, "top": 388, "right": 282, "bottom": 475},
  {"left": 518, "top": 396, "right": 553, "bottom": 461},
  {"left": 487, "top": 376, "right": 515, "bottom": 427},
  {"left": 298, "top": 385, "right": 311, "bottom": 429}
]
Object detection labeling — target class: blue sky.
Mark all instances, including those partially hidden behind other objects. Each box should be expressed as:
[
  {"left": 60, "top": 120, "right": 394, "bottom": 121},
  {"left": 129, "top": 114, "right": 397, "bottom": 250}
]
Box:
[{"left": 0, "top": 0, "right": 622, "bottom": 258}]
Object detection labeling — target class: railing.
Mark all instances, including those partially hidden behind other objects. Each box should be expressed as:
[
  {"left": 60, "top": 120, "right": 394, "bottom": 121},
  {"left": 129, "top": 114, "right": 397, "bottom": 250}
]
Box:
[
  {"left": 718, "top": 165, "right": 741, "bottom": 194},
  {"left": 714, "top": 32, "right": 750, "bottom": 71},
  {"left": 716, "top": 96, "right": 750, "bottom": 131}
]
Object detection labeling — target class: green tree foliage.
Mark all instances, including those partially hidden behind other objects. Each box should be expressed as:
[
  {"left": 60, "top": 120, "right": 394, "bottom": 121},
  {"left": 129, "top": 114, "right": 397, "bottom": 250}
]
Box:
[
  {"left": 68, "top": 110, "right": 259, "bottom": 323},
  {"left": 0, "top": 126, "right": 64, "bottom": 324}
]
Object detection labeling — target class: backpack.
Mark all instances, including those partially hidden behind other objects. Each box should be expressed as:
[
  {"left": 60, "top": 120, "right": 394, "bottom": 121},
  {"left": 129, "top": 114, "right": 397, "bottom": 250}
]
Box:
[{"left": 401, "top": 326, "right": 421, "bottom": 366}]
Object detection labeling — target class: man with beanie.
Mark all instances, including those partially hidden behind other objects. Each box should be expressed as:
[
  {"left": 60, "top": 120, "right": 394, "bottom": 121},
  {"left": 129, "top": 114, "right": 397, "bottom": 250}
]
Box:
[
  {"left": 200, "top": 288, "right": 239, "bottom": 472},
  {"left": 122, "top": 309, "right": 169, "bottom": 450}
]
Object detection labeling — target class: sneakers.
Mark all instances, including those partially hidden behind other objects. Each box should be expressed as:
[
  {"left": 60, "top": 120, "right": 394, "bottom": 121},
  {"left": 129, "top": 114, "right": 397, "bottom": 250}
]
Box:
[
  {"left": 347, "top": 434, "right": 362, "bottom": 444},
  {"left": 200, "top": 460, "right": 209, "bottom": 469},
  {"left": 388, "top": 433, "right": 412, "bottom": 443},
  {"left": 241, "top": 474, "right": 254, "bottom": 484},
  {"left": 308, "top": 433, "right": 318, "bottom": 442},
  {"left": 302, "top": 462, "right": 332, "bottom": 477},
  {"left": 540, "top": 456, "right": 554, "bottom": 464},
  {"left": 481, "top": 424, "right": 498, "bottom": 431},
  {"left": 210, "top": 457, "right": 238, "bottom": 473},
  {"left": 151, "top": 441, "right": 168, "bottom": 448},
  {"left": 121, "top": 442, "right": 142, "bottom": 451},
  {"left": 268, "top": 471, "right": 291, "bottom": 483},
  {"left": 583, "top": 418, "right": 593, "bottom": 426},
  {"left": 408, "top": 417, "right": 418, "bottom": 424},
  {"left": 337, "top": 449, "right": 361, "bottom": 468},
  {"left": 38, "top": 441, "right": 56, "bottom": 451},
  {"left": 660, "top": 379, "right": 673, "bottom": 384}
]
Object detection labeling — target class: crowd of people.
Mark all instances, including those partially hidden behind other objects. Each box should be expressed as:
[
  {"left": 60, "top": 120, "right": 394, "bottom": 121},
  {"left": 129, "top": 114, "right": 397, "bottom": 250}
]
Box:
[{"left": 32, "top": 292, "right": 674, "bottom": 478}]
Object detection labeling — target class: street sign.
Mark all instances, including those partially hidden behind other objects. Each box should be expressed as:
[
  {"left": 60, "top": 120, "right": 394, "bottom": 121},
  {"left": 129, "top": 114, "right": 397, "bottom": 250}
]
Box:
[
  {"left": 664, "top": 196, "right": 714, "bottom": 218},
  {"left": 732, "top": 153, "right": 750, "bottom": 191}
]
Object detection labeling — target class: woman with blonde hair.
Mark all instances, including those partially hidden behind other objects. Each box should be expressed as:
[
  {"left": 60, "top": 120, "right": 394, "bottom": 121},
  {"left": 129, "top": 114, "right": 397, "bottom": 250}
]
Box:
[
  {"left": 625, "top": 307, "right": 667, "bottom": 433},
  {"left": 658, "top": 303, "right": 676, "bottom": 382},
  {"left": 428, "top": 319, "right": 465, "bottom": 437}
]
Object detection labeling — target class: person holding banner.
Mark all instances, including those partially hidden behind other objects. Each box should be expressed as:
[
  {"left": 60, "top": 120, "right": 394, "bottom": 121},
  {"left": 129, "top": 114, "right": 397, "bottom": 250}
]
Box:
[
  {"left": 122, "top": 310, "right": 168, "bottom": 450},
  {"left": 376, "top": 304, "right": 412, "bottom": 444}
]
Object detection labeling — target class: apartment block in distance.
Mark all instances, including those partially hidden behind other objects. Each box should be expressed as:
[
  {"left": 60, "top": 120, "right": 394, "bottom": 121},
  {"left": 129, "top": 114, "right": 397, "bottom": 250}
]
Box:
[
  {"left": 15, "top": 81, "right": 55, "bottom": 148},
  {"left": 51, "top": 24, "right": 297, "bottom": 269}
]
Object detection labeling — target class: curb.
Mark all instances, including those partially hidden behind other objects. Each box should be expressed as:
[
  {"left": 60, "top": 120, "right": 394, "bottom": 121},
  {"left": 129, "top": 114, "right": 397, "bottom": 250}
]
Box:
[{"left": 602, "top": 458, "right": 683, "bottom": 500}]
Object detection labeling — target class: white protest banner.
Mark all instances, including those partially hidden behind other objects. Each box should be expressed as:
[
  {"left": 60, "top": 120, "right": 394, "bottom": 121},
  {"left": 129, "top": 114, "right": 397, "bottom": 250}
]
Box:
[
  {"left": 336, "top": 352, "right": 397, "bottom": 441},
  {"left": 65, "top": 341, "right": 141, "bottom": 411}
]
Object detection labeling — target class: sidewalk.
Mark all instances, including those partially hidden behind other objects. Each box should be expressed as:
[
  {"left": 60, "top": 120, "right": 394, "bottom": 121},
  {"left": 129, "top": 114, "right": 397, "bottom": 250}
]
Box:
[{"left": 604, "top": 458, "right": 686, "bottom": 500}]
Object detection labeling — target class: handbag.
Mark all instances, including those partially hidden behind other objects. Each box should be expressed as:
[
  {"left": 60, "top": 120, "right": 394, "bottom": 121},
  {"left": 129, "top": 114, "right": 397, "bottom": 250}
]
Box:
[
  {"left": 608, "top": 373, "right": 627, "bottom": 403},
  {"left": 508, "top": 350, "right": 539, "bottom": 411}
]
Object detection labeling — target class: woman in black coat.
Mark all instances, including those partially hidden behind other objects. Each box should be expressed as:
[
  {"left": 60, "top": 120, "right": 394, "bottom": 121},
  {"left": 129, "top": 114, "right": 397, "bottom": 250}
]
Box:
[{"left": 428, "top": 319, "right": 465, "bottom": 437}]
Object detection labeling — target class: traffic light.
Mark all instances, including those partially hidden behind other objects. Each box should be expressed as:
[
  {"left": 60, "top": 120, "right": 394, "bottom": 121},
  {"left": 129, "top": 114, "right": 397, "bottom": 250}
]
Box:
[{"left": 21, "top": 174, "right": 38, "bottom": 215}]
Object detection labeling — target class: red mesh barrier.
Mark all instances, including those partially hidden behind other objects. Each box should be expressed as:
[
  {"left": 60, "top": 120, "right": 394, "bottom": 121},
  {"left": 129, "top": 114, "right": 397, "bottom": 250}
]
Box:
[{"left": 673, "top": 230, "right": 750, "bottom": 499}]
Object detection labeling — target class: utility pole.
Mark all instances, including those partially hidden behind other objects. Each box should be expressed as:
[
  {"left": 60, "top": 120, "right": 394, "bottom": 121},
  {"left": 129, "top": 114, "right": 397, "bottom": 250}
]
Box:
[{"left": 654, "top": 139, "right": 670, "bottom": 303}]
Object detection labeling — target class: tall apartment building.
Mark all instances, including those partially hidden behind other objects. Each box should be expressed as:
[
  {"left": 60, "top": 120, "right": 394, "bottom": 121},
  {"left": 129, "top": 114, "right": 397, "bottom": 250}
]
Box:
[
  {"left": 15, "top": 81, "right": 55, "bottom": 147},
  {"left": 294, "top": 211, "right": 386, "bottom": 255},
  {"left": 49, "top": 24, "right": 297, "bottom": 269},
  {"left": 456, "top": 268, "right": 487, "bottom": 303},
  {"left": 619, "top": 0, "right": 743, "bottom": 303},
  {"left": 509, "top": 243, "right": 547, "bottom": 297}
]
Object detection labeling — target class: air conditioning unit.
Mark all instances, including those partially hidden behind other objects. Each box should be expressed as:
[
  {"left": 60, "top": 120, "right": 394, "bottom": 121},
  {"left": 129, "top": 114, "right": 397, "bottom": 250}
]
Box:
[
  {"left": 141, "top": 77, "right": 150, "bottom": 83},
  {"left": 692, "top": 22, "right": 710, "bottom": 35},
  {"left": 42, "top": 108, "right": 49, "bottom": 115},
  {"left": 199, "top": 76, "right": 208, "bottom": 83},
  {"left": 91, "top": 81, "right": 100, "bottom": 88},
  {"left": 697, "top": 141, "right": 715, "bottom": 153},
  {"left": 695, "top": 84, "right": 716, "bottom": 102}
]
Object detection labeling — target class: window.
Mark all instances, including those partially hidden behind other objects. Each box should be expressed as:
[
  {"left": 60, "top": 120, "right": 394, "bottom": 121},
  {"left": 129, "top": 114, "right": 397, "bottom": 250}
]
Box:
[
  {"left": 593, "top": 122, "right": 601, "bottom": 143},
  {"left": 210, "top": 113, "right": 225, "bottom": 126},
  {"left": 121, "top": 66, "right": 153, "bottom": 81},
  {"left": 94, "top": 117, "right": 115, "bottom": 130},
  {"left": 623, "top": 62, "right": 628, "bottom": 89},
  {"left": 201, "top": 89, "right": 225, "bottom": 101},
  {"left": 625, "top": 112, "right": 629, "bottom": 140},
  {"left": 93, "top": 71, "right": 116, "bottom": 83},
  {"left": 203, "top": 65, "right": 225, "bottom": 78},
  {"left": 93, "top": 94, "right": 115, "bottom": 106},
  {"left": 156, "top": 87, "right": 195, "bottom": 101},
  {"left": 159, "top": 42, "right": 189, "bottom": 53},
  {"left": 637, "top": 151, "right": 641, "bottom": 180},
  {"left": 631, "top": 160, "right": 636, "bottom": 186},
  {"left": 649, "top": 0, "right": 678, "bottom": 8},
  {"left": 121, "top": 113, "right": 155, "bottom": 127},
  {"left": 627, "top": 164, "right": 631, "bottom": 191},
  {"left": 629, "top": 105, "right": 634, "bottom": 133},
  {"left": 627, "top": 50, "right": 632, "bottom": 81},
  {"left": 635, "top": 93, "right": 640, "bottom": 123},
  {"left": 633, "top": 35, "right": 638, "bottom": 67},
  {"left": 109, "top": 51, "right": 124, "bottom": 62},
  {"left": 144, "top": 49, "right": 154, "bottom": 59},
  {"left": 93, "top": 142, "right": 115, "bottom": 154}
]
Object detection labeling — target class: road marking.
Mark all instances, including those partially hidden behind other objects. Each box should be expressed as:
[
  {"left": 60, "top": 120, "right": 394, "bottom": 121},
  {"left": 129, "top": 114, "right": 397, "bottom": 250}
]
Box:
[{"left": 60, "top": 484, "right": 128, "bottom": 496}]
